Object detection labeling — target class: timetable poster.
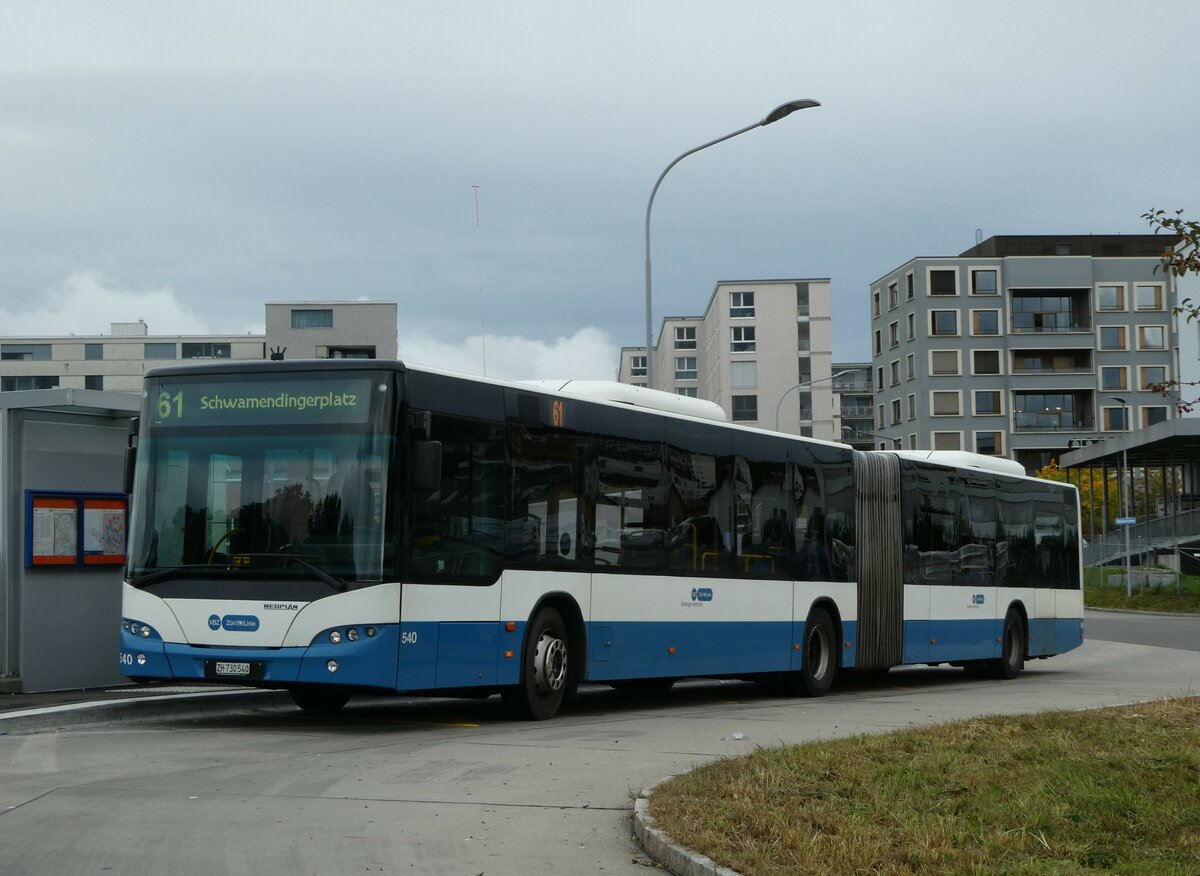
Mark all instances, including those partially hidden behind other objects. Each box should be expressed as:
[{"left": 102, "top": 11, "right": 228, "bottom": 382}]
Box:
[
  {"left": 83, "top": 497, "right": 127, "bottom": 564},
  {"left": 30, "top": 495, "right": 78, "bottom": 565}
]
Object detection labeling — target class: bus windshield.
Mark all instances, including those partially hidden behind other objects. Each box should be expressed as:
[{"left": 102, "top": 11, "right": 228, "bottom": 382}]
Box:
[{"left": 127, "top": 371, "right": 396, "bottom": 587}]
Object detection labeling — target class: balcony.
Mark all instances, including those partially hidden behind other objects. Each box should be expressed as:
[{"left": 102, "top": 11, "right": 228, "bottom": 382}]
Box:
[
  {"left": 1013, "top": 413, "right": 1094, "bottom": 432},
  {"left": 841, "top": 404, "right": 875, "bottom": 417}
]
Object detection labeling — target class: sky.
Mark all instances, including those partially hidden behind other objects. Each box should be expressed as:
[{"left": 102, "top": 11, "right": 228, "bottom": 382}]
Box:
[{"left": 2, "top": 1, "right": 1198, "bottom": 380}]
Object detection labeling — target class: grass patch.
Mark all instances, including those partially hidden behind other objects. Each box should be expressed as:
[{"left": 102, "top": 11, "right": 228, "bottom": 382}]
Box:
[
  {"left": 649, "top": 698, "right": 1200, "bottom": 875},
  {"left": 1085, "top": 567, "right": 1200, "bottom": 613}
]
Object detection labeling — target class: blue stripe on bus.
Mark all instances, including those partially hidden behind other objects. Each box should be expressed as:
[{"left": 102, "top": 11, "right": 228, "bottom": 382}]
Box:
[{"left": 904, "top": 617, "right": 1085, "bottom": 664}]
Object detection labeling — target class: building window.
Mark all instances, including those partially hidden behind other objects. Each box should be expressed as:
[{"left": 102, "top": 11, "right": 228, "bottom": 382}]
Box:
[
  {"left": 970, "top": 269, "right": 997, "bottom": 295},
  {"left": 674, "top": 326, "right": 697, "bottom": 349},
  {"left": 975, "top": 431, "right": 1002, "bottom": 456},
  {"left": 872, "top": 291, "right": 881, "bottom": 318},
  {"left": 676, "top": 386, "right": 698, "bottom": 398},
  {"left": 325, "top": 346, "right": 374, "bottom": 360},
  {"left": 932, "top": 391, "right": 961, "bottom": 416},
  {"left": 1099, "top": 326, "right": 1127, "bottom": 351},
  {"left": 932, "top": 431, "right": 962, "bottom": 450},
  {"left": 888, "top": 322, "right": 898, "bottom": 348},
  {"left": 144, "top": 343, "right": 176, "bottom": 360},
  {"left": 1, "top": 344, "right": 51, "bottom": 361},
  {"left": 873, "top": 330, "right": 882, "bottom": 356},
  {"left": 907, "top": 393, "right": 917, "bottom": 420},
  {"left": 729, "top": 291, "right": 755, "bottom": 319},
  {"left": 1, "top": 375, "right": 59, "bottom": 391},
  {"left": 730, "top": 326, "right": 756, "bottom": 353},
  {"left": 972, "top": 350, "right": 1001, "bottom": 375},
  {"left": 906, "top": 313, "right": 915, "bottom": 341},
  {"left": 1142, "top": 406, "right": 1168, "bottom": 427},
  {"left": 1138, "top": 325, "right": 1165, "bottom": 350},
  {"left": 890, "top": 360, "right": 900, "bottom": 386},
  {"left": 84, "top": 375, "right": 104, "bottom": 390},
  {"left": 182, "top": 342, "right": 231, "bottom": 359},
  {"left": 906, "top": 353, "right": 915, "bottom": 380},
  {"left": 796, "top": 282, "right": 810, "bottom": 314},
  {"left": 1140, "top": 365, "right": 1167, "bottom": 391},
  {"left": 1097, "top": 285, "right": 1125, "bottom": 311},
  {"left": 888, "top": 282, "right": 899, "bottom": 310},
  {"left": 906, "top": 272, "right": 914, "bottom": 300},
  {"left": 84, "top": 343, "right": 104, "bottom": 361},
  {"left": 1135, "top": 284, "right": 1164, "bottom": 311},
  {"left": 930, "top": 310, "right": 958, "bottom": 336},
  {"left": 292, "top": 309, "right": 333, "bottom": 329},
  {"left": 877, "top": 404, "right": 885, "bottom": 430},
  {"left": 674, "top": 357, "right": 698, "bottom": 380},
  {"left": 971, "top": 310, "right": 1000, "bottom": 335},
  {"left": 930, "top": 350, "right": 960, "bottom": 376},
  {"left": 1056, "top": 243, "right": 1073, "bottom": 255},
  {"left": 1100, "top": 366, "right": 1128, "bottom": 391},
  {"left": 630, "top": 355, "right": 647, "bottom": 377},
  {"left": 891, "top": 398, "right": 902, "bottom": 425},
  {"left": 974, "top": 390, "right": 1001, "bottom": 415},
  {"left": 730, "top": 361, "right": 757, "bottom": 388},
  {"left": 929, "top": 268, "right": 958, "bottom": 296},
  {"left": 1102, "top": 406, "right": 1128, "bottom": 432},
  {"left": 876, "top": 367, "right": 884, "bottom": 391},
  {"left": 731, "top": 395, "right": 758, "bottom": 422}
]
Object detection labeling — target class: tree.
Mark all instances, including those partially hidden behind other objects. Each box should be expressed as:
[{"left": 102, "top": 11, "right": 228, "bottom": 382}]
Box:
[{"left": 1144, "top": 209, "right": 1200, "bottom": 411}]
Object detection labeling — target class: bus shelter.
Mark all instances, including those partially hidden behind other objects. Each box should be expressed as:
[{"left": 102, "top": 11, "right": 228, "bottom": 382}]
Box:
[
  {"left": 1059, "top": 418, "right": 1200, "bottom": 569},
  {"left": 0, "top": 389, "right": 138, "bottom": 692}
]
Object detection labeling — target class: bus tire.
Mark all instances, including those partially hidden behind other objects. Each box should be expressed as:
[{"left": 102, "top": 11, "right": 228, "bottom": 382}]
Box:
[
  {"left": 291, "top": 687, "right": 351, "bottom": 713},
  {"left": 792, "top": 607, "right": 837, "bottom": 697},
  {"left": 502, "top": 606, "right": 569, "bottom": 720},
  {"left": 992, "top": 608, "right": 1025, "bottom": 680}
]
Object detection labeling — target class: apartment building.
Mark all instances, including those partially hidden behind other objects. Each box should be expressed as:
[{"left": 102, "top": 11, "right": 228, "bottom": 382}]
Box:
[
  {"left": 617, "top": 279, "right": 843, "bottom": 439},
  {"left": 869, "top": 235, "right": 1177, "bottom": 472},
  {"left": 0, "top": 301, "right": 397, "bottom": 394}
]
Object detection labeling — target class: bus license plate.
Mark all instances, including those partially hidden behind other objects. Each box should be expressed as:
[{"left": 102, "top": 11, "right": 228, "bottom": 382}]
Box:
[{"left": 215, "top": 661, "right": 251, "bottom": 677}]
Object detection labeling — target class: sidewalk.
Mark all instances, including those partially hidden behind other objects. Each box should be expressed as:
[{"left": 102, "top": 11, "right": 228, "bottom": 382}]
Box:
[{"left": 0, "top": 683, "right": 292, "bottom": 734}]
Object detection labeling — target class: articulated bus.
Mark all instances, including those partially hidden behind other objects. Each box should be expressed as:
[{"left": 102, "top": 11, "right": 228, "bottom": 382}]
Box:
[{"left": 120, "top": 360, "right": 1083, "bottom": 719}]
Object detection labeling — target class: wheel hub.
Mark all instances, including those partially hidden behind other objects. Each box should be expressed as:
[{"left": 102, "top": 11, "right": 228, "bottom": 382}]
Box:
[{"left": 533, "top": 631, "right": 567, "bottom": 694}]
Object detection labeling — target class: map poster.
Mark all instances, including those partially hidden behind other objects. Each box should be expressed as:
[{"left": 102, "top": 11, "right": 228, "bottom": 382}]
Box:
[
  {"left": 30, "top": 495, "right": 78, "bottom": 565},
  {"left": 82, "top": 497, "right": 128, "bottom": 564}
]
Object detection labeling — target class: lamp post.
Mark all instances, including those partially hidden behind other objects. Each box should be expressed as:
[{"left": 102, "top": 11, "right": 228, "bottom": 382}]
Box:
[
  {"left": 774, "top": 369, "right": 849, "bottom": 432},
  {"left": 1109, "top": 396, "right": 1132, "bottom": 596},
  {"left": 842, "top": 426, "right": 902, "bottom": 449},
  {"left": 643, "top": 99, "right": 821, "bottom": 389}
]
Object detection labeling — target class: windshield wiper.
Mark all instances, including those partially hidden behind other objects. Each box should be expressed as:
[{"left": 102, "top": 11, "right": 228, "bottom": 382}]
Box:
[
  {"left": 230, "top": 553, "right": 349, "bottom": 592},
  {"left": 128, "top": 564, "right": 224, "bottom": 589}
]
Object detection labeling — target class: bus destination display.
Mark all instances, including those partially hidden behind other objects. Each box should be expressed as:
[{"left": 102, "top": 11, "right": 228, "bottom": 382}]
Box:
[{"left": 149, "top": 376, "right": 378, "bottom": 426}]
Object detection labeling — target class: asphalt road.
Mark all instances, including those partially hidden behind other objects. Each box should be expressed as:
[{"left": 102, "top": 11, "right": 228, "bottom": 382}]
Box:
[
  {"left": 1084, "top": 607, "right": 1200, "bottom": 651},
  {"left": 2, "top": 617, "right": 1198, "bottom": 875}
]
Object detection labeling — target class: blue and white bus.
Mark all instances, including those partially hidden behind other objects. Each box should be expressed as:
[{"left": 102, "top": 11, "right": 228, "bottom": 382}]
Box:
[{"left": 120, "top": 360, "right": 1083, "bottom": 718}]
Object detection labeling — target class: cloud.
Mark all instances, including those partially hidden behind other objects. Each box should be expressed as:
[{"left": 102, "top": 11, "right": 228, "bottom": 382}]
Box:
[
  {"left": 0, "top": 271, "right": 214, "bottom": 336},
  {"left": 398, "top": 326, "right": 618, "bottom": 381}
]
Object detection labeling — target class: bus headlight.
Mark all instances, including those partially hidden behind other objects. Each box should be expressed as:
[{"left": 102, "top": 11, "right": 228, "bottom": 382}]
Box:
[
  {"left": 346, "top": 627, "right": 359, "bottom": 642},
  {"left": 329, "top": 630, "right": 342, "bottom": 645},
  {"left": 140, "top": 625, "right": 151, "bottom": 638},
  {"left": 326, "top": 660, "right": 338, "bottom": 673},
  {"left": 137, "top": 653, "right": 147, "bottom": 666}
]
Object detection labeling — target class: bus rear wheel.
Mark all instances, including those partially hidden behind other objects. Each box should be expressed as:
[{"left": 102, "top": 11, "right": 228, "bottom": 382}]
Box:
[
  {"left": 785, "top": 607, "right": 837, "bottom": 697},
  {"left": 992, "top": 609, "right": 1025, "bottom": 679},
  {"left": 503, "top": 606, "right": 569, "bottom": 720},
  {"left": 291, "top": 687, "right": 351, "bottom": 713}
]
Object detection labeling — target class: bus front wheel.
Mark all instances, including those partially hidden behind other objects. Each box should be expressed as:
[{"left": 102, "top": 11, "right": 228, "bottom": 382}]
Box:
[{"left": 503, "top": 606, "right": 569, "bottom": 720}]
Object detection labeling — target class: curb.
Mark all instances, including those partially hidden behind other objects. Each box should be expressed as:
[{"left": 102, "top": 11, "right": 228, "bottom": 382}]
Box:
[
  {"left": 633, "top": 778, "right": 741, "bottom": 876},
  {"left": 0, "top": 689, "right": 294, "bottom": 734},
  {"left": 1086, "top": 606, "right": 1200, "bottom": 618}
]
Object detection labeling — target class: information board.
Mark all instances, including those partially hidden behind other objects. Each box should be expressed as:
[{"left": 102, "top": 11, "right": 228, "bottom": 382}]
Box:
[{"left": 26, "top": 491, "right": 128, "bottom": 568}]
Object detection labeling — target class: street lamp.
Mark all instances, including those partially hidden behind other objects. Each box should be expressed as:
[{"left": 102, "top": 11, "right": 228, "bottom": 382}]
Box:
[
  {"left": 1109, "top": 395, "right": 1132, "bottom": 596},
  {"left": 842, "top": 426, "right": 902, "bottom": 449},
  {"left": 643, "top": 99, "right": 821, "bottom": 389},
  {"left": 774, "top": 369, "right": 849, "bottom": 432}
]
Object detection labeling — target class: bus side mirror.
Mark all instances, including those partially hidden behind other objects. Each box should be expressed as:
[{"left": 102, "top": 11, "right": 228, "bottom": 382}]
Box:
[
  {"left": 123, "top": 417, "right": 140, "bottom": 494},
  {"left": 413, "top": 440, "right": 442, "bottom": 492}
]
